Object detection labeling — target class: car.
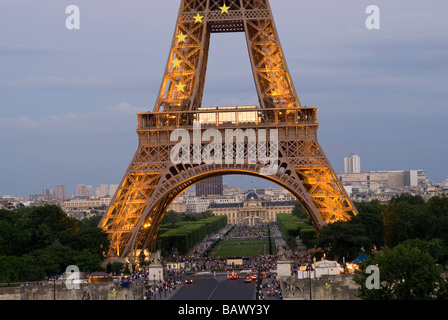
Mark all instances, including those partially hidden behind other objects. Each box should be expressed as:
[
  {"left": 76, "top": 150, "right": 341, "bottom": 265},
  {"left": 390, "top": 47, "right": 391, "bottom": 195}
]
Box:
[
  {"left": 244, "top": 276, "right": 252, "bottom": 283},
  {"left": 229, "top": 273, "right": 239, "bottom": 280},
  {"left": 71, "top": 279, "right": 86, "bottom": 284},
  {"left": 185, "top": 278, "right": 193, "bottom": 284},
  {"left": 269, "top": 268, "right": 277, "bottom": 274},
  {"left": 251, "top": 274, "right": 257, "bottom": 280},
  {"left": 240, "top": 268, "right": 252, "bottom": 274}
]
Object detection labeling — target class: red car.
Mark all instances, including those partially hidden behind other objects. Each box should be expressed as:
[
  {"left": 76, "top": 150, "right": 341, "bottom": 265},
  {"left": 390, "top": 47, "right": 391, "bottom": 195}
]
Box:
[{"left": 230, "top": 273, "right": 239, "bottom": 280}]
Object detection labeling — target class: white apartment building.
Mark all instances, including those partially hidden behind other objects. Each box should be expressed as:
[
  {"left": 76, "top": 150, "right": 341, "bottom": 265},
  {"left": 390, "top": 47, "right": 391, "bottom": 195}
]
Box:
[
  {"left": 344, "top": 154, "right": 361, "bottom": 174},
  {"left": 338, "top": 169, "right": 430, "bottom": 193},
  {"left": 61, "top": 197, "right": 112, "bottom": 211}
]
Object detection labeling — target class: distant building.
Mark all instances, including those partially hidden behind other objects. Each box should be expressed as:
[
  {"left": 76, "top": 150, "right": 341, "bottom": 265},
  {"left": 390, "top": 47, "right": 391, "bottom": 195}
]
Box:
[
  {"left": 196, "top": 176, "right": 223, "bottom": 197},
  {"left": 76, "top": 185, "right": 92, "bottom": 198},
  {"left": 61, "top": 197, "right": 111, "bottom": 211},
  {"left": 210, "top": 192, "right": 294, "bottom": 226},
  {"left": 338, "top": 169, "right": 430, "bottom": 195},
  {"left": 109, "top": 184, "right": 119, "bottom": 197},
  {"left": 223, "top": 186, "right": 242, "bottom": 197},
  {"left": 55, "top": 185, "right": 66, "bottom": 200},
  {"left": 344, "top": 154, "right": 361, "bottom": 174}
]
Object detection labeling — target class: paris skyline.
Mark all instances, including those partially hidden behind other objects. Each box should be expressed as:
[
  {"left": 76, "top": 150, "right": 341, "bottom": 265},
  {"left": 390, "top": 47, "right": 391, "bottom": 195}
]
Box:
[{"left": 1, "top": 0, "right": 448, "bottom": 197}]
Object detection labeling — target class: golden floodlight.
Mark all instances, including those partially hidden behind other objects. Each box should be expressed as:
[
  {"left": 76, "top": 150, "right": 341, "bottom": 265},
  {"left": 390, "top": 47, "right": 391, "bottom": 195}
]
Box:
[
  {"left": 175, "top": 81, "right": 186, "bottom": 92},
  {"left": 176, "top": 32, "right": 187, "bottom": 43},
  {"left": 193, "top": 13, "right": 204, "bottom": 24},
  {"left": 219, "top": 3, "right": 230, "bottom": 14},
  {"left": 172, "top": 58, "right": 182, "bottom": 69}
]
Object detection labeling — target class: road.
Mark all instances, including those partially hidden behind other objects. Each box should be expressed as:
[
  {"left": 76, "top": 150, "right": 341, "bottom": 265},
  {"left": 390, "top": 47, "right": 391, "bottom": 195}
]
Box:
[{"left": 171, "top": 274, "right": 256, "bottom": 300}]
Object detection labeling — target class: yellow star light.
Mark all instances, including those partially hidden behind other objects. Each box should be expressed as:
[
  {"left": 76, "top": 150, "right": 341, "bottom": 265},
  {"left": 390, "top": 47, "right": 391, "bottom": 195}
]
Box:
[
  {"left": 177, "top": 32, "right": 187, "bottom": 43},
  {"left": 172, "top": 58, "right": 182, "bottom": 69},
  {"left": 219, "top": 3, "right": 230, "bottom": 14},
  {"left": 175, "top": 81, "right": 186, "bottom": 92},
  {"left": 193, "top": 13, "right": 204, "bottom": 24}
]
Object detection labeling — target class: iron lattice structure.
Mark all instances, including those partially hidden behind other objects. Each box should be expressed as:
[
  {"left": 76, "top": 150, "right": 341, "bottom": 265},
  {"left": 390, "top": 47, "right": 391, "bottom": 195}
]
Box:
[{"left": 99, "top": 0, "right": 358, "bottom": 262}]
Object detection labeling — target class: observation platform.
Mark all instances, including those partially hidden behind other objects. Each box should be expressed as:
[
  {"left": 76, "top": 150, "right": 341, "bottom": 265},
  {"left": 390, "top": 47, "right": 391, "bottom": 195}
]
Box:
[{"left": 137, "top": 106, "right": 318, "bottom": 131}]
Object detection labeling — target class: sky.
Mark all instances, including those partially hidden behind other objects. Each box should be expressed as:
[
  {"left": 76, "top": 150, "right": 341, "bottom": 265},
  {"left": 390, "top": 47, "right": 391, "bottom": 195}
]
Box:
[{"left": 1, "top": 0, "right": 447, "bottom": 198}]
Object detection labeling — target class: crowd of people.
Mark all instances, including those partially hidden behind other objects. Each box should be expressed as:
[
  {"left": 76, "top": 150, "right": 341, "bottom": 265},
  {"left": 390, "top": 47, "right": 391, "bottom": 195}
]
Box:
[
  {"left": 141, "top": 279, "right": 181, "bottom": 300},
  {"left": 123, "top": 222, "right": 313, "bottom": 300},
  {"left": 257, "top": 278, "right": 282, "bottom": 300},
  {"left": 186, "top": 224, "right": 233, "bottom": 257},
  {"left": 122, "top": 266, "right": 183, "bottom": 300},
  {"left": 225, "top": 224, "right": 269, "bottom": 239}
]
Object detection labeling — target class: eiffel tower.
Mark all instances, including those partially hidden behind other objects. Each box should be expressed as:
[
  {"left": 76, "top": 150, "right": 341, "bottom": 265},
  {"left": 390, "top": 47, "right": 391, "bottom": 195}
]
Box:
[{"left": 99, "top": 0, "right": 358, "bottom": 262}]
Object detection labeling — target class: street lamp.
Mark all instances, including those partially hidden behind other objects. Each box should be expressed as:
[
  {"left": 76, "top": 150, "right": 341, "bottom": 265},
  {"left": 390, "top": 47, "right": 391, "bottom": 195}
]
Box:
[
  {"left": 153, "top": 274, "right": 156, "bottom": 300},
  {"left": 306, "top": 264, "right": 314, "bottom": 300},
  {"left": 53, "top": 276, "right": 56, "bottom": 300},
  {"left": 159, "top": 270, "right": 162, "bottom": 299}
]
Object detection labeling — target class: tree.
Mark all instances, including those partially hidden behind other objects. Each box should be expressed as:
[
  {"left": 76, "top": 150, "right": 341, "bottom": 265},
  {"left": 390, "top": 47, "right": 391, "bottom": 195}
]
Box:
[
  {"left": 160, "top": 210, "right": 179, "bottom": 228},
  {"left": 401, "top": 238, "right": 448, "bottom": 265},
  {"left": 389, "top": 193, "right": 425, "bottom": 206},
  {"left": 356, "top": 243, "right": 448, "bottom": 300},
  {"left": 107, "top": 261, "right": 124, "bottom": 275},
  {"left": 123, "top": 263, "right": 131, "bottom": 275},
  {"left": 426, "top": 196, "right": 448, "bottom": 245},
  {"left": 75, "top": 249, "right": 103, "bottom": 272},
  {"left": 198, "top": 210, "right": 214, "bottom": 219},
  {"left": 382, "top": 202, "right": 421, "bottom": 247},
  {"left": 0, "top": 206, "right": 109, "bottom": 281},
  {"left": 291, "top": 201, "right": 309, "bottom": 220},
  {"left": 0, "top": 256, "right": 26, "bottom": 286},
  {"left": 315, "top": 221, "right": 371, "bottom": 262},
  {"left": 26, "top": 241, "right": 77, "bottom": 277},
  {"left": 76, "top": 227, "right": 109, "bottom": 257},
  {"left": 352, "top": 200, "right": 385, "bottom": 248}
]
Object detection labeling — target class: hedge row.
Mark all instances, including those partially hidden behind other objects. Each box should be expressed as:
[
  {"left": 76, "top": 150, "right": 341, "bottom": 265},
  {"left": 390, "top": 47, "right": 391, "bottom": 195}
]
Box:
[
  {"left": 277, "top": 213, "right": 313, "bottom": 249},
  {"left": 158, "top": 215, "right": 227, "bottom": 255},
  {"left": 300, "top": 227, "right": 316, "bottom": 248}
]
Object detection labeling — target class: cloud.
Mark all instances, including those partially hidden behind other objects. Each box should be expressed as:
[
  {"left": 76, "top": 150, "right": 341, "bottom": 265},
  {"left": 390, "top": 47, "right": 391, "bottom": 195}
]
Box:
[
  {"left": 107, "top": 102, "right": 142, "bottom": 115},
  {"left": 0, "top": 44, "right": 80, "bottom": 56},
  {"left": 0, "top": 75, "right": 155, "bottom": 92},
  {"left": 0, "top": 102, "right": 142, "bottom": 136}
]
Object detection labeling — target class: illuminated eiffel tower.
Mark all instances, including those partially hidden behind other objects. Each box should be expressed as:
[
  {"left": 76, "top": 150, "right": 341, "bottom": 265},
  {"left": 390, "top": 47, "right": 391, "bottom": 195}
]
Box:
[{"left": 99, "top": 0, "right": 358, "bottom": 262}]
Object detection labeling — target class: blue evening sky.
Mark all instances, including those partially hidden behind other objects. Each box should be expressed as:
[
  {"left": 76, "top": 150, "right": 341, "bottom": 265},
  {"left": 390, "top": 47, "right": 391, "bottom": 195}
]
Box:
[{"left": 1, "top": 0, "right": 447, "bottom": 197}]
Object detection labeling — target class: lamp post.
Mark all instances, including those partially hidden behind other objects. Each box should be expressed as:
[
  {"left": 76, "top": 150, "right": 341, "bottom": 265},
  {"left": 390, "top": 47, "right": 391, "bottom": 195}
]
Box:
[
  {"left": 153, "top": 274, "right": 156, "bottom": 300},
  {"left": 159, "top": 270, "right": 162, "bottom": 299},
  {"left": 306, "top": 264, "right": 314, "bottom": 300},
  {"left": 53, "top": 277, "right": 56, "bottom": 300}
]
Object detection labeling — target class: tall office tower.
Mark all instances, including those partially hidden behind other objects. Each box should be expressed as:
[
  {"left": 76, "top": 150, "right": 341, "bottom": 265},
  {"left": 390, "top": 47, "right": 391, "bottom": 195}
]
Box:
[
  {"left": 109, "top": 184, "right": 119, "bottom": 197},
  {"left": 77, "top": 184, "right": 93, "bottom": 197},
  {"left": 41, "top": 189, "right": 51, "bottom": 200},
  {"left": 196, "top": 176, "right": 223, "bottom": 197},
  {"left": 86, "top": 185, "right": 93, "bottom": 197},
  {"left": 344, "top": 154, "right": 361, "bottom": 173},
  {"left": 54, "top": 185, "right": 66, "bottom": 200},
  {"left": 98, "top": 184, "right": 109, "bottom": 197}
]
